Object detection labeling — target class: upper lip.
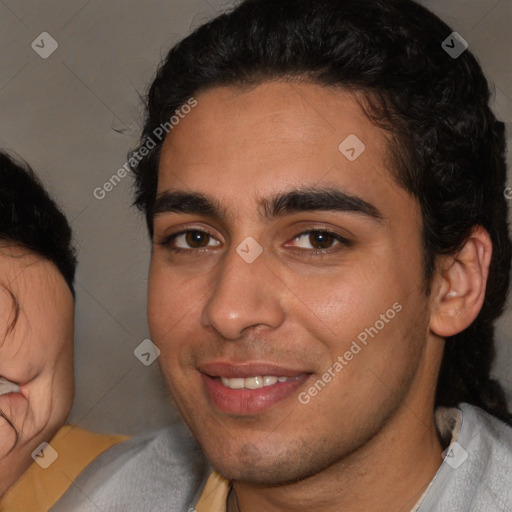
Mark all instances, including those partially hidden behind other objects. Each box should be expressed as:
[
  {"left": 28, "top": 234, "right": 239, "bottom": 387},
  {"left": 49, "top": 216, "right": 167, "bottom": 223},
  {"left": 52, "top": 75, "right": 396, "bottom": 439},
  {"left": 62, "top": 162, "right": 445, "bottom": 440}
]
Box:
[{"left": 198, "top": 361, "right": 310, "bottom": 378}]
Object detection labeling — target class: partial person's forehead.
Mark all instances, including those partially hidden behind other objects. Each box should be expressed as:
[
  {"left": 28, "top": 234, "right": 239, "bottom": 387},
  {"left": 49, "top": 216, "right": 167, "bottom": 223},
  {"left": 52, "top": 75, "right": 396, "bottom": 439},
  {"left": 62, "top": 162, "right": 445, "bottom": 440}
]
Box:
[{"left": 0, "top": 248, "right": 72, "bottom": 304}]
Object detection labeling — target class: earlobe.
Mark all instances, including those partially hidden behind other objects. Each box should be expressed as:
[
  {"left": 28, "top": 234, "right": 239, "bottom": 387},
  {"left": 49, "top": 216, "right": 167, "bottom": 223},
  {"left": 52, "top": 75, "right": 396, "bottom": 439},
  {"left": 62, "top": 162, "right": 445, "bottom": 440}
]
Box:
[{"left": 429, "top": 226, "right": 492, "bottom": 338}]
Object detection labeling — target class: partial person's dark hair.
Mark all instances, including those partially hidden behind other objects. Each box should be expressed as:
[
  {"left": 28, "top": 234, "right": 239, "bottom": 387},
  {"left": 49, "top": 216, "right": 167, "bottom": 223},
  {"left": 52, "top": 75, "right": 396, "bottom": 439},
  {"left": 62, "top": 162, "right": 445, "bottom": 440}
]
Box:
[
  {"left": 0, "top": 151, "right": 77, "bottom": 296},
  {"left": 131, "top": 0, "right": 512, "bottom": 423}
]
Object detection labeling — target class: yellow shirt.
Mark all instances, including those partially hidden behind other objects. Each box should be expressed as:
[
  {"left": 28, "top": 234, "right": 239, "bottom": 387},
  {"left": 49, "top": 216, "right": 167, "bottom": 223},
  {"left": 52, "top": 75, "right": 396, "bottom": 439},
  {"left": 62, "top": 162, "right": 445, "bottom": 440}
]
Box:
[
  {"left": 195, "top": 470, "right": 231, "bottom": 512},
  {"left": 0, "top": 425, "right": 128, "bottom": 512}
]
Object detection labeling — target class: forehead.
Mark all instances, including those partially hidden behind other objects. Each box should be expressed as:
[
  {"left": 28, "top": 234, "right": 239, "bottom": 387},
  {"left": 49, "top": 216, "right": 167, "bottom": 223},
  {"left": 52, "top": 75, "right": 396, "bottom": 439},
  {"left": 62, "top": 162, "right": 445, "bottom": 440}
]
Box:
[
  {"left": 0, "top": 247, "right": 73, "bottom": 311},
  {"left": 156, "top": 80, "right": 413, "bottom": 224},
  {"left": 161, "top": 80, "right": 387, "bottom": 164}
]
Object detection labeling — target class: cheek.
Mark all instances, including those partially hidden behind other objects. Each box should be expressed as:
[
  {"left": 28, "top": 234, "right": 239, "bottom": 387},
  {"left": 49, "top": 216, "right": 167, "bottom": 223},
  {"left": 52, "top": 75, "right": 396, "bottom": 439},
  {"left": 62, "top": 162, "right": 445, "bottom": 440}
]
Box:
[
  {"left": 278, "top": 262, "right": 400, "bottom": 344},
  {"left": 148, "top": 266, "right": 175, "bottom": 342},
  {"left": 286, "top": 255, "right": 427, "bottom": 377},
  {"left": 44, "top": 308, "right": 74, "bottom": 359},
  {"left": 148, "top": 261, "right": 171, "bottom": 334},
  {"left": 147, "top": 265, "right": 198, "bottom": 367},
  {"left": 147, "top": 272, "right": 201, "bottom": 412}
]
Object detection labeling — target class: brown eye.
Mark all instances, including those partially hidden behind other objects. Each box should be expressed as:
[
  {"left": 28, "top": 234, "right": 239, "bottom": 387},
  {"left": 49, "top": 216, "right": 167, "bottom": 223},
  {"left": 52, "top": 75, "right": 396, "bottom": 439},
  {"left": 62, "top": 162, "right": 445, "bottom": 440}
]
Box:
[
  {"left": 308, "top": 231, "right": 335, "bottom": 249},
  {"left": 184, "top": 231, "right": 210, "bottom": 248},
  {"left": 160, "top": 229, "right": 221, "bottom": 252},
  {"left": 292, "top": 230, "right": 347, "bottom": 251}
]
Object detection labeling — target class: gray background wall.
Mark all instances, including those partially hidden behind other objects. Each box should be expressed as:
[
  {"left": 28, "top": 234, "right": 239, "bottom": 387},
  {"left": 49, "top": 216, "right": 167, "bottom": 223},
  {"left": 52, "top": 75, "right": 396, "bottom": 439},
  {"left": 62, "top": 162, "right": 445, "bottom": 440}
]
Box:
[{"left": 0, "top": 0, "right": 510, "bottom": 436}]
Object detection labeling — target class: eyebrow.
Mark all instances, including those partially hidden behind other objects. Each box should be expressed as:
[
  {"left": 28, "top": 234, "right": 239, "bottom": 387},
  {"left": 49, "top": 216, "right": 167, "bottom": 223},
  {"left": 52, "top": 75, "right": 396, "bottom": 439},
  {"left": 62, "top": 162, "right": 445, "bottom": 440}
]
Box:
[{"left": 152, "top": 186, "right": 384, "bottom": 224}]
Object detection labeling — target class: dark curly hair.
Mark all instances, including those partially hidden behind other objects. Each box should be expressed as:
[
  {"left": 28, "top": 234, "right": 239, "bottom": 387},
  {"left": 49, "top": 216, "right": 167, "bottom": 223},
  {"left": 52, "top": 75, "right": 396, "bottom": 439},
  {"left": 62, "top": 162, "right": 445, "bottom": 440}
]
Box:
[
  {"left": 131, "top": 0, "right": 511, "bottom": 423},
  {"left": 0, "top": 151, "right": 77, "bottom": 296}
]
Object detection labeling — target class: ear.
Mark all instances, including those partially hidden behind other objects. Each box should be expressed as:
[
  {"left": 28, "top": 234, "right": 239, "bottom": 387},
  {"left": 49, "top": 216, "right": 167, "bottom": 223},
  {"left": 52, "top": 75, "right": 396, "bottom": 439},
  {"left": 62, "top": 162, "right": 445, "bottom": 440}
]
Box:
[{"left": 429, "top": 226, "right": 492, "bottom": 337}]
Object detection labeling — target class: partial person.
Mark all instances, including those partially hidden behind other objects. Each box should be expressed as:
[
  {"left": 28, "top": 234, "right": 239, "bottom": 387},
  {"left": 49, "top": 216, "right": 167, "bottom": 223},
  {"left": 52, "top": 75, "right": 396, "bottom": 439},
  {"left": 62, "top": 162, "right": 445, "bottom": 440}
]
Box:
[
  {"left": 52, "top": 0, "right": 512, "bottom": 511},
  {"left": 0, "top": 151, "right": 127, "bottom": 511}
]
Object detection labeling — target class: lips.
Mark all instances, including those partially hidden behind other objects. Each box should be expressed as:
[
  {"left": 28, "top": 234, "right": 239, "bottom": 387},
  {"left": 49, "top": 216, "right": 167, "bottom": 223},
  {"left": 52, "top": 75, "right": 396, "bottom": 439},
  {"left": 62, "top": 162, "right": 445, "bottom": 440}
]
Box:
[
  {"left": 0, "top": 377, "right": 20, "bottom": 396},
  {"left": 199, "top": 361, "right": 312, "bottom": 415}
]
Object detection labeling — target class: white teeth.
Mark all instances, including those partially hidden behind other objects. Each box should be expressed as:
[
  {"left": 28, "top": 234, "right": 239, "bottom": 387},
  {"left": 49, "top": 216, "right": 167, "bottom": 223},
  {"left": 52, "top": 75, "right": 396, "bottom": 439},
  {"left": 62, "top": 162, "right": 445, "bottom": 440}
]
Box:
[
  {"left": 0, "top": 377, "right": 20, "bottom": 396},
  {"left": 263, "top": 376, "right": 278, "bottom": 386},
  {"left": 244, "top": 376, "right": 263, "bottom": 389},
  {"left": 221, "top": 377, "right": 245, "bottom": 389},
  {"left": 219, "top": 375, "right": 294, "bottom": 390}
]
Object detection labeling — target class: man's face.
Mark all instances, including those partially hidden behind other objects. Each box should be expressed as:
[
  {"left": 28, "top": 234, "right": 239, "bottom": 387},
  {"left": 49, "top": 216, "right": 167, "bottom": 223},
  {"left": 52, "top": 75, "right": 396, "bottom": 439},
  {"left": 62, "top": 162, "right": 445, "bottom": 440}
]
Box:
[
  {"left": 0, "top": 247, "right": 74, "bottom": 491},
  {"left": 148, "top": 81, "right": 436, "bottom": 484}
]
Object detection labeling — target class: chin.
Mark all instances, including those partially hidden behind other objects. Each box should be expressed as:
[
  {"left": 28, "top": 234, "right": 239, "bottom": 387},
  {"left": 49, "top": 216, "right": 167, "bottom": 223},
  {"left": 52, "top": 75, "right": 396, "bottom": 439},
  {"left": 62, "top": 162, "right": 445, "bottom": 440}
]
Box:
[
  {"left": 205, "top": 439, "right": 341, "bottom": 486},
  {"left": 213, "top": 459, "right": 325, "bottom": 487}
]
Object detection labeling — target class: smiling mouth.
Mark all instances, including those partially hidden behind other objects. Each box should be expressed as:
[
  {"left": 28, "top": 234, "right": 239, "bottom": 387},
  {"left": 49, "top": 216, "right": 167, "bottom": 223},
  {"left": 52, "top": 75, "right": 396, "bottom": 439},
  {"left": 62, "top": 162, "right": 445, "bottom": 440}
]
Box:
[{"left": 0, "top": 377, "right": 20, "bottom": 396}]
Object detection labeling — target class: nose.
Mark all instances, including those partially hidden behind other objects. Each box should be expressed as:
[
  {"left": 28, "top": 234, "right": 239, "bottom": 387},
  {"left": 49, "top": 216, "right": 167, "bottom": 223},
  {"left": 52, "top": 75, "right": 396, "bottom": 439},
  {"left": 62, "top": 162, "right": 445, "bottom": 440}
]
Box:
[{"left": 200, "top": 242, "right": 286, "bottom": 340}]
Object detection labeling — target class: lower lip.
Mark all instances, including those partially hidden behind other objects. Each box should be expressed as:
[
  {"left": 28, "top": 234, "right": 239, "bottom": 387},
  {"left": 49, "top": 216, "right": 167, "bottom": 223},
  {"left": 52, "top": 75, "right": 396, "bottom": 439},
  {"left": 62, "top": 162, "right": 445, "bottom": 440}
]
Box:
[{"left": 201, "top": 373, "right": 311, "bottom": 415}]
